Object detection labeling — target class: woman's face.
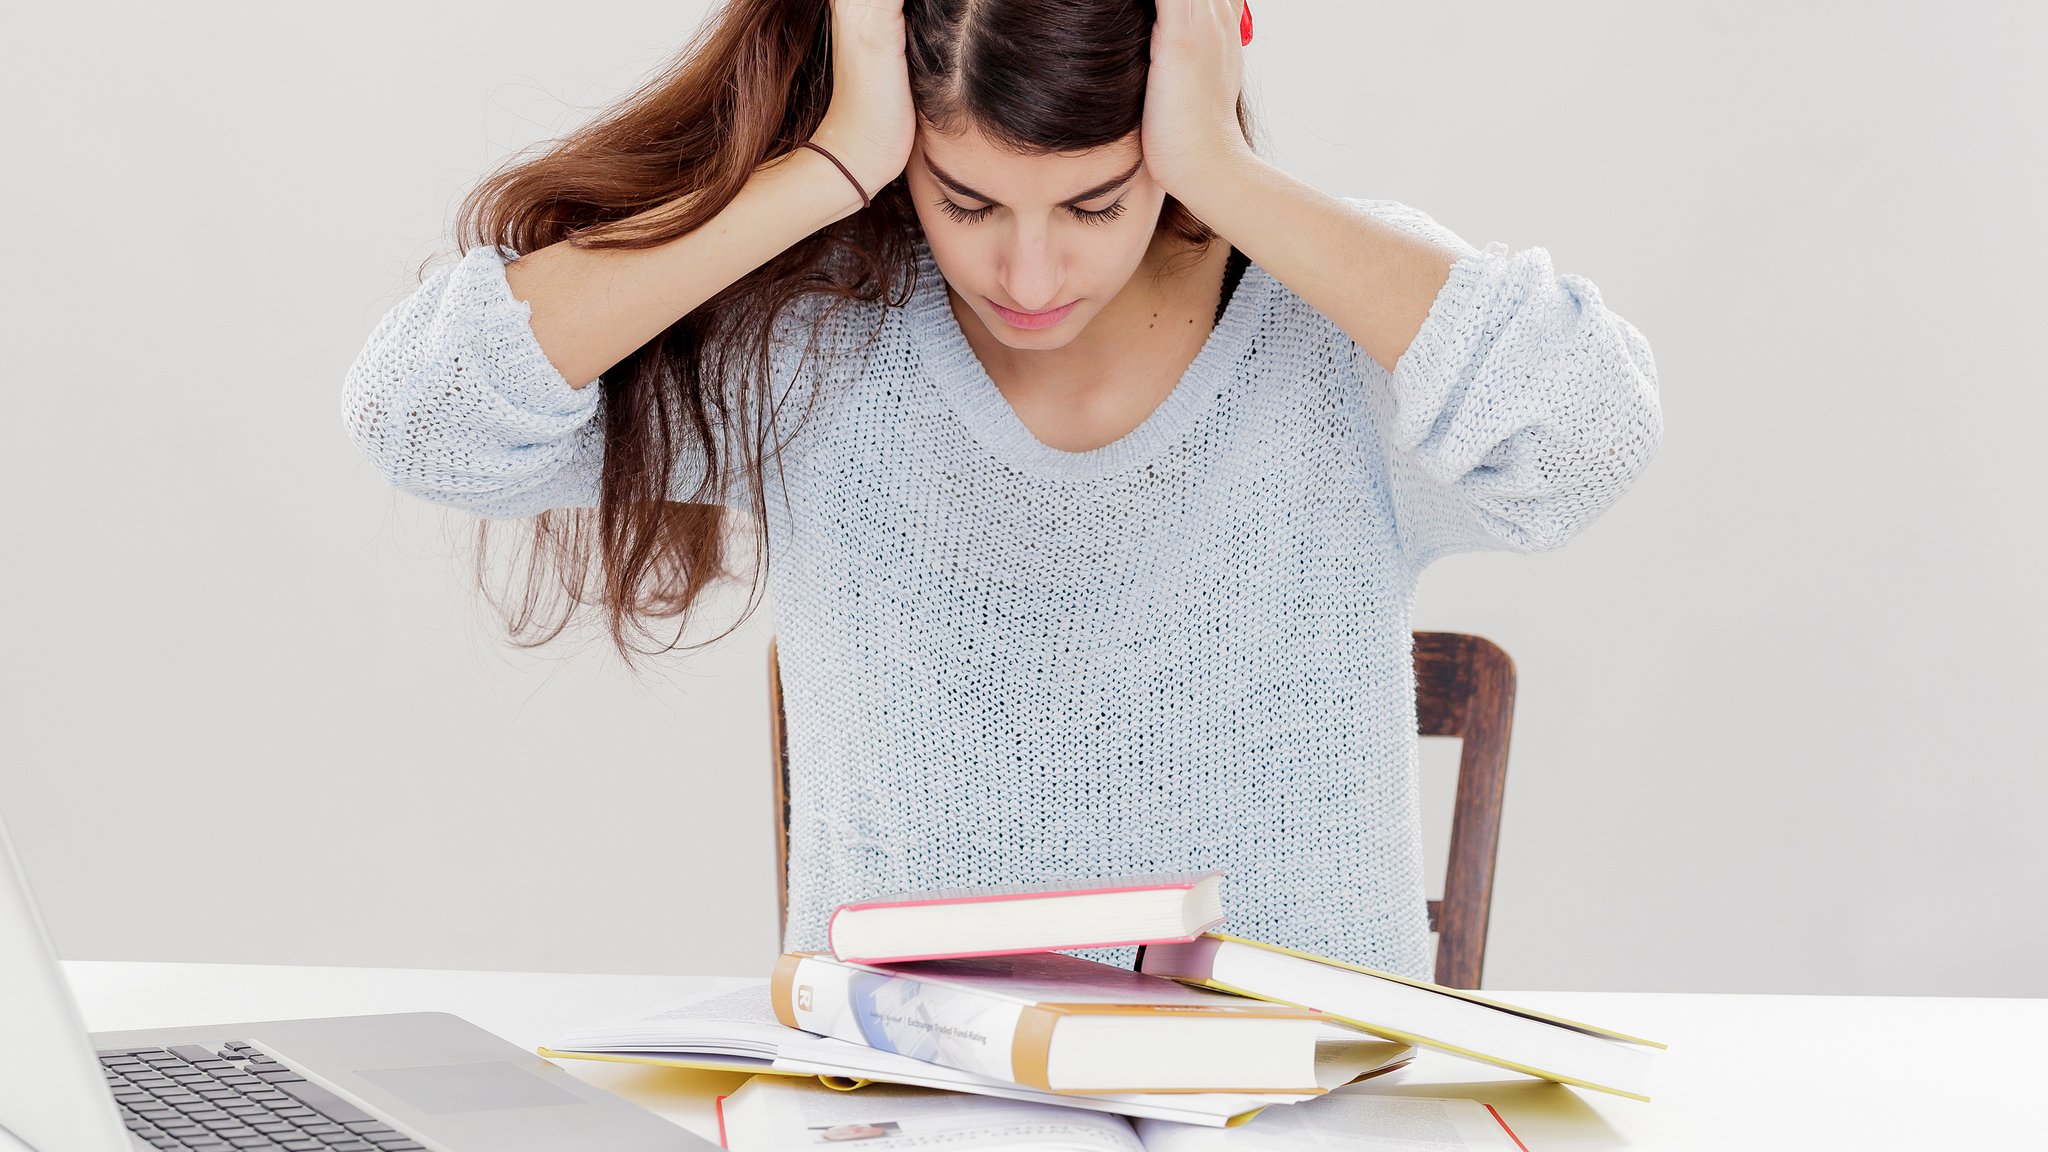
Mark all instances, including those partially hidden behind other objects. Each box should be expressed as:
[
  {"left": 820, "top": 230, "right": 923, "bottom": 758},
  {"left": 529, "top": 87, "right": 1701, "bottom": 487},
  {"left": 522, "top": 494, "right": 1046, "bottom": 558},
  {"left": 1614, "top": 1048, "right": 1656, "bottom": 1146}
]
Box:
[{"left": 906, "top": 121, "right": 1168, "bottom": 350}]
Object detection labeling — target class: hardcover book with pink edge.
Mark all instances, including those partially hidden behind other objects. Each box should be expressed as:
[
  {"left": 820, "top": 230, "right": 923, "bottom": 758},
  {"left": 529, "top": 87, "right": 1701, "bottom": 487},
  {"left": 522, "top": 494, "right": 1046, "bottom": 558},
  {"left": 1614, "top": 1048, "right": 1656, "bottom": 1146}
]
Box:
[{"left": 827, "top": 872, "right": 1226, "bottom": 963}]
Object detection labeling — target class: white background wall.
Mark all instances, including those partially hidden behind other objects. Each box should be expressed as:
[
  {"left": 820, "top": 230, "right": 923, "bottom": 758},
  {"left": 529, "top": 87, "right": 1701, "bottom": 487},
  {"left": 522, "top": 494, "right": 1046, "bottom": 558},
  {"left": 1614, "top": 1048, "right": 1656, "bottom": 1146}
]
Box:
[{"left": 3, "top": 1, "right": 2041, "bottom": 997}]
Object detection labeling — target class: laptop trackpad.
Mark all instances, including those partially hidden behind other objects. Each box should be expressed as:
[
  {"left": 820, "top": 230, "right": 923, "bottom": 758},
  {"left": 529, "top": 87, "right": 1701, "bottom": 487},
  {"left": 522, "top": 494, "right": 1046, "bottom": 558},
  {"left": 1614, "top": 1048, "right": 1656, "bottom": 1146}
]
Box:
[{"left": 354, "top": 1061, "right": 583, "bottom": 1114}]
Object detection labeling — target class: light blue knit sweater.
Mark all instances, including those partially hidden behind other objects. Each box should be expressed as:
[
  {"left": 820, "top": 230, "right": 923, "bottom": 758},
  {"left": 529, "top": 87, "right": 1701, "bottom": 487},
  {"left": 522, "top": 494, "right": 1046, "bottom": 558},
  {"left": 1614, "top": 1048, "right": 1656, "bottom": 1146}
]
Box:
[{"left": 342, "top": 199, "right": 1662, "bottom": 980}]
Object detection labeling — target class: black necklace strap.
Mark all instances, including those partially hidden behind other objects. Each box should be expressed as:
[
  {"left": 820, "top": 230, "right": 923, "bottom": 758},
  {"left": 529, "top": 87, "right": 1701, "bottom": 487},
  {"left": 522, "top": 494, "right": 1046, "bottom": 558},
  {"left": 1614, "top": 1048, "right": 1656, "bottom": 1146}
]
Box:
[{"left": 1214, "top": 246, "right": 1250, "bottom": 327}]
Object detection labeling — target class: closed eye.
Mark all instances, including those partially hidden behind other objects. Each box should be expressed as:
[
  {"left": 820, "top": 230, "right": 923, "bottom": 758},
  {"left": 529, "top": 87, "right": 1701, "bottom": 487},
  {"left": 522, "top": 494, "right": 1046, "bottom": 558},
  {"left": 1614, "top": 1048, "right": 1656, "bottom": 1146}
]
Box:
[{"left": 934, "top": 198, "right": 1130, "bottom": 226}]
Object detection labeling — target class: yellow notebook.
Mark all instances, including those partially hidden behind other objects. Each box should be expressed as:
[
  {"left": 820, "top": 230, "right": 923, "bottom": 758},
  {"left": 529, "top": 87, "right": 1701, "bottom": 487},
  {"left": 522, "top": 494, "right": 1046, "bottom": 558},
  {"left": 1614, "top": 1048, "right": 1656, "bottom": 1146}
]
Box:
[{"left": 1137, "top": 932, "right": 1667, "bottom": 1101}]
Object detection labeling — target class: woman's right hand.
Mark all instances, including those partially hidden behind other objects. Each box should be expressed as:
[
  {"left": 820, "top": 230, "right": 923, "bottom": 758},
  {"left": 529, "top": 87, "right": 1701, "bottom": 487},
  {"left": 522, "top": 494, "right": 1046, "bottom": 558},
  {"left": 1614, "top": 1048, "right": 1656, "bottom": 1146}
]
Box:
[{"left": 811, "top": 0, "right": 916, "bottom": 200}]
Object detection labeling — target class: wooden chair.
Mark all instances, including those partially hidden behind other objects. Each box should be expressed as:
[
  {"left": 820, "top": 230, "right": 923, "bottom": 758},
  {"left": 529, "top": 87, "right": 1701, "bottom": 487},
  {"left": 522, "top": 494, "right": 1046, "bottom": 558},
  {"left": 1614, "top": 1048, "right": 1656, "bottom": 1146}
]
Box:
[{"left": 766, "top": 631, "right": 1516, "bottom": 988}]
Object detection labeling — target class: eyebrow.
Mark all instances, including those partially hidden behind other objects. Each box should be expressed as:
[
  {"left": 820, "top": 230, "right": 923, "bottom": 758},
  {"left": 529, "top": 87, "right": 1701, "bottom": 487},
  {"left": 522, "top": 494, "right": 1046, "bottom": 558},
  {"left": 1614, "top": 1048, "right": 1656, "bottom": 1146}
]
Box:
[{"left": 924, "top": 155, "right": 1144, "bottom": 208}]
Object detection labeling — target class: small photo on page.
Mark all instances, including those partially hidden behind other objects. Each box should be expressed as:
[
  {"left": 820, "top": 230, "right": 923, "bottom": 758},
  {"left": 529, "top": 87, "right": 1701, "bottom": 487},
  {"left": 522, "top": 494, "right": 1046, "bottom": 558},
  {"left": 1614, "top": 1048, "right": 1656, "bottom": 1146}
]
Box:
[{"left": 810, "top": 1120, "right": 904, "bottom": 1143}]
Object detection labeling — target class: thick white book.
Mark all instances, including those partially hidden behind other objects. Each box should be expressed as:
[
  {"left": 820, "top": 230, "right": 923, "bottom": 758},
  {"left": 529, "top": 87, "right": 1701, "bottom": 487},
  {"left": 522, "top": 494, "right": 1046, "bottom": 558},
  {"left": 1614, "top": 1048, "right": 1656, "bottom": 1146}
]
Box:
[
  {"left": 539, "top": 982, "right": 1411, "bottom": 1128},
  {"left": 827, "top": 872, "right": 1226, "bottom": 963},
  {"left": 772, "top": 951, "right": 1347, "bottom": 1094}
]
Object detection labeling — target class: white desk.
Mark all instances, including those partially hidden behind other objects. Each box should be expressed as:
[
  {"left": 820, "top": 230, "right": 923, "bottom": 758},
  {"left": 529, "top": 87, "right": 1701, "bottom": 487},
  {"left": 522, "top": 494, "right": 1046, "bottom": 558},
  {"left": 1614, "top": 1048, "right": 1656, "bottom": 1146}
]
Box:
[{"left": 64, "top": 961, "right": 2042, "bottom": 1150}]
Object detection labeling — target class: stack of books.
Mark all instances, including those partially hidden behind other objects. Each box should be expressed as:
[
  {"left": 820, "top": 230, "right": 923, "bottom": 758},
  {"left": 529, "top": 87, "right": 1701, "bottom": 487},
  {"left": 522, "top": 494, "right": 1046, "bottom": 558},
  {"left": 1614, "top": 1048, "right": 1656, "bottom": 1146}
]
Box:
[{"left": 539, "top": 871, "right": 1664, "bottom": 1140}]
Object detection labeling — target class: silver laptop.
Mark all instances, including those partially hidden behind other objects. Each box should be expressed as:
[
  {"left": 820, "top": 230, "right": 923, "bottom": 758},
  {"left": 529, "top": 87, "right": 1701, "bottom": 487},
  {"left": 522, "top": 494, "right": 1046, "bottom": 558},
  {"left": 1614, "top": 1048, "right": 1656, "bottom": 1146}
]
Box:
[{"left": 0, "top": 807, "right": 712, "bottom": 1152}]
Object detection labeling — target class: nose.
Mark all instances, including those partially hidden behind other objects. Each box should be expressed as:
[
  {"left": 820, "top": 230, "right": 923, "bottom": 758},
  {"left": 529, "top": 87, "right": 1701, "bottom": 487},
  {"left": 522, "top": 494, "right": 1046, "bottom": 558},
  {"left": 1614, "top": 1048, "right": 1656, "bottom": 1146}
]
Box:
[{"left": 999, "top": 223, "right": 1064, "bottom": 312}]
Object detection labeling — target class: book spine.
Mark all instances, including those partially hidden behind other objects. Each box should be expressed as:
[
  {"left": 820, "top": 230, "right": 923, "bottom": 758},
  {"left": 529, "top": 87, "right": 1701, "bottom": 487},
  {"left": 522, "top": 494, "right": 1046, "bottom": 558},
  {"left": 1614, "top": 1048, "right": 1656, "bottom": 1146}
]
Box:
[
  {"left": 770, "top": 953, "right": 806, "bottom": 1028},
  {"left": 770, "top": 953, "right": 1042, "bottom": 1087}
]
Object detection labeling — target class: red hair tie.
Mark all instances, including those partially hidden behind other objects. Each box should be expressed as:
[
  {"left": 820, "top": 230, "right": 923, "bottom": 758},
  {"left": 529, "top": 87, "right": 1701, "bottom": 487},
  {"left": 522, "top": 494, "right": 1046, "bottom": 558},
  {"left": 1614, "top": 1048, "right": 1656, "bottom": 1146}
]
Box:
[{"left": 1240, "top": 1, "right": 1254, "bottom": 46}]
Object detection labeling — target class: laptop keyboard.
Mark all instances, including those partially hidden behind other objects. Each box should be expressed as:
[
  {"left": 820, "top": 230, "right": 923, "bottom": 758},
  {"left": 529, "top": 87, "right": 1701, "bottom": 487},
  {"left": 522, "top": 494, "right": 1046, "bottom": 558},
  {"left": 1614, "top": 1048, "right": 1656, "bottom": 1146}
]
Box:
[{"left": 98, "top": 1042, "right": 424, "bottom": 1152}]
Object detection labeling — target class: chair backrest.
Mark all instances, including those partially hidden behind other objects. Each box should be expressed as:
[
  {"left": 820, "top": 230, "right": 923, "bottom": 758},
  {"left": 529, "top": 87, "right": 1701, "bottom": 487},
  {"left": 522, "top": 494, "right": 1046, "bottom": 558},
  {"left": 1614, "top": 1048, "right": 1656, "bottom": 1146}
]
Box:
[
  {"left": 766, "top": 630, "right": 1516, "bottom": 988},
  {"left": 1408, "top": 631, "right": 1517, "bottom": 989}
]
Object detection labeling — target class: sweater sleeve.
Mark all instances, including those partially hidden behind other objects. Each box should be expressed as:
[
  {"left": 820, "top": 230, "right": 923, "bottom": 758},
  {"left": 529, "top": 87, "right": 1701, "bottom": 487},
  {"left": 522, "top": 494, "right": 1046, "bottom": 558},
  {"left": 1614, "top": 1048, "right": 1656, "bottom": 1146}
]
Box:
[
  {"left": 341, "top": 243, "right": 627, "bottom": 520},
  {"left": 1339, "top": 198, "right": 1665, "bottom": 574},
  {"left": 341, "top": 242, "right": 809, "bottom": 520}
]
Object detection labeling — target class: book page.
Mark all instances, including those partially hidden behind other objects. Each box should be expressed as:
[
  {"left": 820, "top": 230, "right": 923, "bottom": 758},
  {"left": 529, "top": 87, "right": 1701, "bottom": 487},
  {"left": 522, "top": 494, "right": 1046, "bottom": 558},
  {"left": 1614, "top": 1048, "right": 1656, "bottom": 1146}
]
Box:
[
  {"left": 1133, "top": 1093, "right": 1523, "bottom": 1152},
  {"left": 550, "top": 983, "right": 792, "bottom": 1057},
  {"left": 723, "top": 1075, "right": 1146, "bottom": 1152}
]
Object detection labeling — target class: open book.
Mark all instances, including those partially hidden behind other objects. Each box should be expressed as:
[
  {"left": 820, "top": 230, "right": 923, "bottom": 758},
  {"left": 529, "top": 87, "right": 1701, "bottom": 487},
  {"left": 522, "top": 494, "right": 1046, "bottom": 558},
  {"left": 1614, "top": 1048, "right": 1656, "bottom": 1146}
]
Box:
[
  {"left": 539, "top": 983, "right": 1413, "bottom": 1127},
  {"left": 718, "top": 1075, "right": 1528, "bottom": 1152}
]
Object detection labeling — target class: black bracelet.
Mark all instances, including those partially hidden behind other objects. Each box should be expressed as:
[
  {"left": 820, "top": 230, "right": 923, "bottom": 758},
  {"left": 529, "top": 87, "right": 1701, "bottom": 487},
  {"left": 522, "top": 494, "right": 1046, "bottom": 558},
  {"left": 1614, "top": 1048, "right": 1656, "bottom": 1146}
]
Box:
[{"left": 798, "top": 141, "right": 870, "bottom": 210}]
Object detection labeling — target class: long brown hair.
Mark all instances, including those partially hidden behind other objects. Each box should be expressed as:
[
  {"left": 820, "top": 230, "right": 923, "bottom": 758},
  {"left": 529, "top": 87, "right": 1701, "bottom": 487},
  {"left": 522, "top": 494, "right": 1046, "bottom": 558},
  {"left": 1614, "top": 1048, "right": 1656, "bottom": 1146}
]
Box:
[{"left": 446, "top": 0, "right": 1259, "bottom": 671}]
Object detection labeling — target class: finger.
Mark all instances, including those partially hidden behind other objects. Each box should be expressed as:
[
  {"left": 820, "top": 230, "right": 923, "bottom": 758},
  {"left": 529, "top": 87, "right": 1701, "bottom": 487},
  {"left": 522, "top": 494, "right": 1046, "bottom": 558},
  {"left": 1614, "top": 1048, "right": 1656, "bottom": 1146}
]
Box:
[{"left": 1200, "top": 0, "right": 1235, "bottom": 47}]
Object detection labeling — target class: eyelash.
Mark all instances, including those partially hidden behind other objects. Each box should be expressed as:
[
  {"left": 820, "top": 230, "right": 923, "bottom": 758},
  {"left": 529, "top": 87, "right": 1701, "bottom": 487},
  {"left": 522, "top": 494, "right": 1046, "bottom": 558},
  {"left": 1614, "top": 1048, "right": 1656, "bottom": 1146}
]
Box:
[{"left": 934, "top": 198, "right": 1129, "bottom": 226}]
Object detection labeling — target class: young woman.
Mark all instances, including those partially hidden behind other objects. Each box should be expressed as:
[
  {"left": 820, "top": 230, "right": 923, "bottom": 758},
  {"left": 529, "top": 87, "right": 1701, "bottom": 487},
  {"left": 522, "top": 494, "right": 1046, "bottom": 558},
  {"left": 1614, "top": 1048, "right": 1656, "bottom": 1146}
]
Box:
[{"left": 342, "top": 0, "right": 1663, "bottom": 981}]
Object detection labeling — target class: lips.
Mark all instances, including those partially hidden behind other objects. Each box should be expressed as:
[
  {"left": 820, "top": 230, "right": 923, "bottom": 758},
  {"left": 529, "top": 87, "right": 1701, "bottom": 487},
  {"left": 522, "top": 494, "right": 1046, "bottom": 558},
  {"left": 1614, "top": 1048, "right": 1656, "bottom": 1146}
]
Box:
[{"left": 989, "top": 298, "right": 1078, "bottom": 329}]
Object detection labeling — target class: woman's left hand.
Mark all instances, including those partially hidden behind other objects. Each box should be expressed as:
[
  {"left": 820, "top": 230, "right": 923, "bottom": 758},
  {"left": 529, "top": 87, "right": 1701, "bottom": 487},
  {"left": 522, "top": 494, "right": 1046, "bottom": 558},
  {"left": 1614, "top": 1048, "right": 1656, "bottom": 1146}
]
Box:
[{"left": 1141, "top": 0, "right": 1254, "bottom": 200}]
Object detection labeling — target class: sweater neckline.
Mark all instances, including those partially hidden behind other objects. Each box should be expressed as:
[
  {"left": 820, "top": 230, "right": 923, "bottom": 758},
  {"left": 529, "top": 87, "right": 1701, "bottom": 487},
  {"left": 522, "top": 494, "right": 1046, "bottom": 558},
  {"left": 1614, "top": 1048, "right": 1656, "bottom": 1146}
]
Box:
[{"left": 907, "top": 231, "right": 1272, "bottom": 482}]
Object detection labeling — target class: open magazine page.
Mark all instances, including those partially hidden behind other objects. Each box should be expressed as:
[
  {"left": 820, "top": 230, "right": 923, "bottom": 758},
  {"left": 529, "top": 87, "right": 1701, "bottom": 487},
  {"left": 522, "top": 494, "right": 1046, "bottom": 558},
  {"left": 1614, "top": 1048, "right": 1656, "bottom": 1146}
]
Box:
[
  {"left": 722, "top": 1076, "right": 1146, "bottom": 1152},
  {"left": 1132, "top": 1092, "right": 1525, "bottom": 1152},
  {"left": 547, "top": 984, "right": 1414, "bottom": 1128},
  {"left": 550, "top": 982, "right": 793, "bottom": 1061}
]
